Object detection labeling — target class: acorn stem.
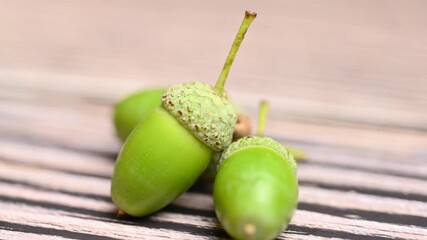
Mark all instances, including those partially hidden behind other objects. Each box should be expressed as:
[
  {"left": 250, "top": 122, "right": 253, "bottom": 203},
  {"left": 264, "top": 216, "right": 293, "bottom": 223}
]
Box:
[
  {"left": 256, "top": 100, "right": 269, "bottom": 137},
  {"left": 214, "top": 11, "right": 257, "bottom": 94},
  {"left": 285, "top": 146, "right": 307, "bottom": 161}
]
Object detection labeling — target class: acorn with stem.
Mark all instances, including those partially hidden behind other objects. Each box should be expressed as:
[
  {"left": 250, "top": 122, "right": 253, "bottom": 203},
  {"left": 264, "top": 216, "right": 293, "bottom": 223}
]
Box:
[
  {"left": 214, "top": 101, "right": 298, "bottom": 240},
  {"left": 113, "top": 87, "right": 252, "bottom": 184},
  {"left": 111, "top": 11, "right": 257, "bottom": 217},
  {"left": 113, "top": 88, "right": 252, "bottom": 143}
]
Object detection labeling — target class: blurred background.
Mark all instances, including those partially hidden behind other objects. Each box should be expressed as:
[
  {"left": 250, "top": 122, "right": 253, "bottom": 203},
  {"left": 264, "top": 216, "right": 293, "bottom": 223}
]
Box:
[{"left": 0, "top": 0, "right": 426, "bottom": 158}]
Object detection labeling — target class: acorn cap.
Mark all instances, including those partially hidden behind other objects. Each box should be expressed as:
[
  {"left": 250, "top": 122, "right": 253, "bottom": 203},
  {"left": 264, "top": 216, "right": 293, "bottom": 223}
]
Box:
[
  {"left": 162, "top": 81, "right": 237, "bottom": 151},
  {"left": 218, "top": 136, "right": 297, "bottom": 173}
]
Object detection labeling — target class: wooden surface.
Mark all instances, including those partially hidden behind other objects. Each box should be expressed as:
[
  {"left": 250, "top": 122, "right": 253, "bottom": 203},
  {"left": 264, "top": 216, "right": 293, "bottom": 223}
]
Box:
[{"left": 1, "top": 1, "right": 427, "bottom": 239}]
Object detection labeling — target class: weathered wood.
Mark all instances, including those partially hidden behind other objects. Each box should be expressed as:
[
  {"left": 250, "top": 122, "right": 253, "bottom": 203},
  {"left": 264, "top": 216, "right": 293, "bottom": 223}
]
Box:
[
  {"left": 1, "top": 1, "right": 427, "bottom": 239},
  {"left": 1, "top": 183, "right": 427, "bottom": 240}
]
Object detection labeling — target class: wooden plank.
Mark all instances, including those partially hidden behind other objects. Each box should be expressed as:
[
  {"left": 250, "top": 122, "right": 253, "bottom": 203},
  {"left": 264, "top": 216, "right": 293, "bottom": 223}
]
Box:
[
  {"left": 0, "top": 1, "right": 426, "bottom": 238},
  {"left": 1, "top": 133, "right": 426, "bottom": 181},
  {"left": 0, "top": 230, "right": 70, "bottom": 240},
  {"left": 1, "top": 69, "right": 426, "bottom": 132},
  {"left": 0, "top": 203, "right": 213, "bottom": 240},
  {"left": 0, "top": 140, "right": 113, "bottom": 178},
  {"left": 0, "top": 1, "right": 426, "bottom": 130},
  {"left": 298, "top": 165, "right": 427, "bottom": 196},
  {"left": 1, "top": 94, "right": 426, "bottom": 158},
  {"left": 2, "top": 150, "right": 426, "bottom": 220},
  {"left": 1, "top": 183, "right": 426, "bottom": 240},
  {"left": 2, "top": 141, "right": 427, "bottom": 200}
]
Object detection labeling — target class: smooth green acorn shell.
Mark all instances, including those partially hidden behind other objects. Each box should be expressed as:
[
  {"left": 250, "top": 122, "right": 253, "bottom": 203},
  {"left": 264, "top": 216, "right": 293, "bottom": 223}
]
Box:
[
  {"left": 111, "top": 107, "right": 213, "bottom": 216},
  {"left": 214, "top": 138, "right": 299, "bottom": 240},
  {"left": 114, "top": 88, "right": 165, "bottom": 141},
  {"left": 162, "top": 82, "right": 237, "bottom": 151}
]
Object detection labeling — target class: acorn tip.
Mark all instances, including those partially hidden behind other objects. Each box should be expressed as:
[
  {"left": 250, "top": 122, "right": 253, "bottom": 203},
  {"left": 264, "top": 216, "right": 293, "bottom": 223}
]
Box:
[
  {"left": 244, "top": 223, "right": 257, "bottom": 237},
  {"left": 116, "top": 208, "right": 126, "bottom": 218}
]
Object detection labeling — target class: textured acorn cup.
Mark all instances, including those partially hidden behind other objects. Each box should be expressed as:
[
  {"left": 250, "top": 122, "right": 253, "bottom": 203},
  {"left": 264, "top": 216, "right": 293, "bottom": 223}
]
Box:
[
  {"left": 161, "top": 82, "right": 236, "bottom": 151},
  {"left": 218, "top": 136, "right": 297, "bottom": 173},
  {"left": 111, "top": 10, "right": 257, "bottom": 217},
  {"left": 214, "top": 101, "right": 299, "bottom": 240}
]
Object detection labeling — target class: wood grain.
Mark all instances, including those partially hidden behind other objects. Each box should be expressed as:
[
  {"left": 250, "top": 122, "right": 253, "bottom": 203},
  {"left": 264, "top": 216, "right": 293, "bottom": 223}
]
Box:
[{"left": 1, "top": 1, "right": 427, "bottom": 239}]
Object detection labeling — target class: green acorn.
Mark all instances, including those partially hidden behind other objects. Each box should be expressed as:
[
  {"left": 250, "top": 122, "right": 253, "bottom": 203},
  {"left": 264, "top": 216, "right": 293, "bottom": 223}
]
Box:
[
  {"left": 113, "top": 87, "right": 252, "bottom": 184},
  {"left": 111, "top": 11, "right": 257, "bottom": 217},
  {"left": 214, "top": 101, "right": 298, "bottom": 240},
  {"left": 113, "top": 88, "right": 166, "bottom": 141}
]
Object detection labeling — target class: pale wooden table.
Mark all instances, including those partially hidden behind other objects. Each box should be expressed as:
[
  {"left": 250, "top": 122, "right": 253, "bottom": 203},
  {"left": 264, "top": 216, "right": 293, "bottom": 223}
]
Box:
[{"left": 0, "top": 1, "right": 426, "bottom": 239}]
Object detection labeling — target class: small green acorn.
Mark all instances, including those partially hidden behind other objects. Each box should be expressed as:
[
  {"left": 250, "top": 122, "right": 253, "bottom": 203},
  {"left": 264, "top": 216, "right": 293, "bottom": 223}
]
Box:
[
  {"left": 214, "top": 101, "right": 298, "bottom": 240},
  {"left": 114, "top": 88, "right": 166, "bottom": 141},
  {"left": 111, "top": 11, "right": 257, "bottom": 217}
]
